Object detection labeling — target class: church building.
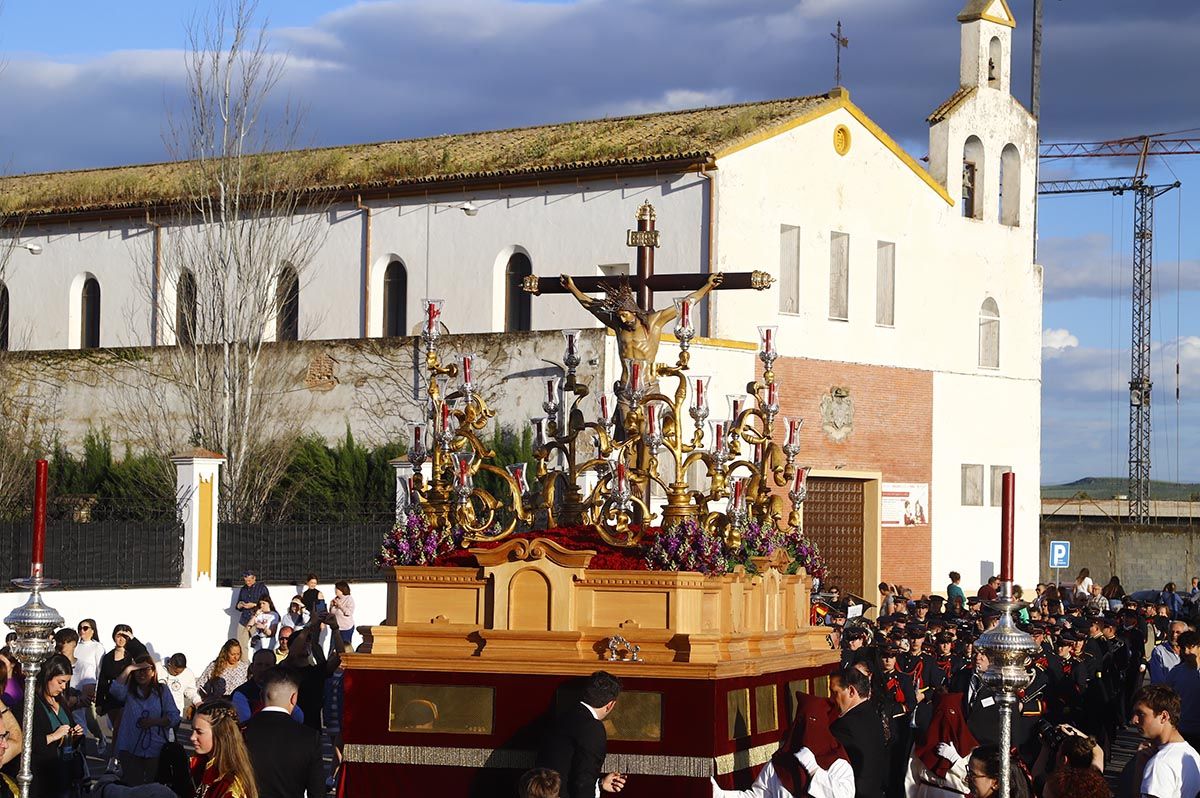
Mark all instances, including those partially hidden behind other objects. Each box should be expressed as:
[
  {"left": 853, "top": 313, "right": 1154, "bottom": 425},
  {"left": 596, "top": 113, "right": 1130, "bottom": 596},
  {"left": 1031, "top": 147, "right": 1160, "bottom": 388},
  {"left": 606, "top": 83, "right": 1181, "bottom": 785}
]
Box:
[{"left": 0, "top": 1, "right": 1039, "bottom": 594}]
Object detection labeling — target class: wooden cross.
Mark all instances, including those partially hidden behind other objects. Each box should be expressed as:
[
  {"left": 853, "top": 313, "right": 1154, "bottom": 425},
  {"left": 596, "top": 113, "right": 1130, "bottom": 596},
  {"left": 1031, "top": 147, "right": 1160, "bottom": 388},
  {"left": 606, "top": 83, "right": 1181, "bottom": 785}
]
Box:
[{"left": 521, "top": 200, "right": 771, "bottom": 314}]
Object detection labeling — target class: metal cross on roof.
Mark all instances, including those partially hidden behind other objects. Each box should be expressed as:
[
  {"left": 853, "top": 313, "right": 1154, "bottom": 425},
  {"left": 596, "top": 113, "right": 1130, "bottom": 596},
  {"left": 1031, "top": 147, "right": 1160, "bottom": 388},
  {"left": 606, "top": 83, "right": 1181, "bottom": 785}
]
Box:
[{"left": 831, "top": 21, "right": 849, "bottom": 87}]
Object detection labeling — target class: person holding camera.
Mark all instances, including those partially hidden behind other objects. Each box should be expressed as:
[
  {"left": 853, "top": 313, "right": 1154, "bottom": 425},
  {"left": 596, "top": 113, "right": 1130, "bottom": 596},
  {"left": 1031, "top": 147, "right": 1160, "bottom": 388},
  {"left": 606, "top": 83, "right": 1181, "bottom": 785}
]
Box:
[
  {"left": 279, "top": 612, "right": 346, "bottom": 732},
  {"left": 31, "top": 654, "right": 84, "bottom": 798},
  {"left": 1043, "top": 731, "right": 1108, "bottom": 798},
  {"left": 108, "top": 655, "right": 180, "bottom": 786}
]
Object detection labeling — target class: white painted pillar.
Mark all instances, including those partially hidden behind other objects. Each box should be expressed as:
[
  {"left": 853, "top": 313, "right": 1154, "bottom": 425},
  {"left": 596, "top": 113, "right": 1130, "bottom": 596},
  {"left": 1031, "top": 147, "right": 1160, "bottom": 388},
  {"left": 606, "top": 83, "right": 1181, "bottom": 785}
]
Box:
[{"left": 171, "top": 449, "right": 226, "bottom": 587}]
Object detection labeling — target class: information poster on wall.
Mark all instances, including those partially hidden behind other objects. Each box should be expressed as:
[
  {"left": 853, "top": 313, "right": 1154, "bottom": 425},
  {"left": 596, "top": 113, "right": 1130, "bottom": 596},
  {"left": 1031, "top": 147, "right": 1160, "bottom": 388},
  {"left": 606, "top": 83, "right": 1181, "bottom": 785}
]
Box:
[{"left": 882, "top": 483, "right": 930, "bottom": 527}]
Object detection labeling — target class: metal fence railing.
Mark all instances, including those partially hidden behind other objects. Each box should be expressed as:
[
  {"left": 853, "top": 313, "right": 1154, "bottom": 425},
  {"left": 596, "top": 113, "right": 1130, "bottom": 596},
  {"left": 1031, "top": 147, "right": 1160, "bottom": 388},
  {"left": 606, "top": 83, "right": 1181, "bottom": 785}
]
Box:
[
  {"left": 0, "top": 497, "right": 184, "bottom": 590},
  {"left": 216, "top": 502, "right": 396, "bottom": 586}
]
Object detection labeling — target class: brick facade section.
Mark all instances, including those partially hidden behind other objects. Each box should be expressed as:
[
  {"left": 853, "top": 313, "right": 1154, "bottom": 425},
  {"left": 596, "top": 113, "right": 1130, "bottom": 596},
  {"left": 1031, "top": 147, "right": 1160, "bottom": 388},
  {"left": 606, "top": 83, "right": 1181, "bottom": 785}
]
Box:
[{"left": 763, "top": 356, "right": 934, "bottom": 592}]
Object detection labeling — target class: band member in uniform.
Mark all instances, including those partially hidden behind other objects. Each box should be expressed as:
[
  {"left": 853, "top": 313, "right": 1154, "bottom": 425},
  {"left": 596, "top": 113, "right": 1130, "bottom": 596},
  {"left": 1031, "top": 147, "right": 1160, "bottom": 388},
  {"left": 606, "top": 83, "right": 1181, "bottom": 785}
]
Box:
[
  {"left": 878, "top": 645, "right": 917, "bottom": 798},
  {"left": 900, "top": 627, "right": 943, "bottom": 732},
  {"left": 933, "top": 633, "right": 965, "bottom": 685}
]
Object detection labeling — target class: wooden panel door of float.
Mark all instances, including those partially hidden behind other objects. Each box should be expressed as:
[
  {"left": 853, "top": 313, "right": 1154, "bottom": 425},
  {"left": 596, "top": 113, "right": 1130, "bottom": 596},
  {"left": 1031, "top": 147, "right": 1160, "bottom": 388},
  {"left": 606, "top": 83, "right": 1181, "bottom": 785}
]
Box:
[{"left": 804, "top": 478, "right": 865, "bottom": 596}]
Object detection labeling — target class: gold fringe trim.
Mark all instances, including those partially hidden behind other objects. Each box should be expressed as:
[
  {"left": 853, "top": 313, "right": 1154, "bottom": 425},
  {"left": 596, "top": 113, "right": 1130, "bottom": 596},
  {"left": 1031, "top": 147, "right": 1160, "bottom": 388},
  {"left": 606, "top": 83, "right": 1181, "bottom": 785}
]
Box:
[{"left": 345, "top": 741, "right": 778, "bottom": 776}]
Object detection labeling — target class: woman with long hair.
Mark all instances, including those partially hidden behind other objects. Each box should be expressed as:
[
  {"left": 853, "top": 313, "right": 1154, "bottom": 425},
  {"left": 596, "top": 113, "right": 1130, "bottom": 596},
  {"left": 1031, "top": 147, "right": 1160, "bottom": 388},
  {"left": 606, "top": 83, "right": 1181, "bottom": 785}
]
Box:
[
  {"left": 190, "top": 700, "right": 258, "bottom": 798},
  {"left": 71, "top": 618, "right": 106, "bottom": 755},
  {"left": 198, "top": 641, "right": 248, "bottom": 701},
  {"left": 1073, "top": 568, "right": 1092, "bottom": 602},
  {"left": 109, "top": 655, "right": 180, "bottom": 785},
  {"left": 1102, "top": 576, "right": 1126, "bottom": 610},
  {"left": 31, "top": 654, "right": 83, "bottom": 798},
  {"left": 96, "top": 624, "right": 147, "bottom": 772}
]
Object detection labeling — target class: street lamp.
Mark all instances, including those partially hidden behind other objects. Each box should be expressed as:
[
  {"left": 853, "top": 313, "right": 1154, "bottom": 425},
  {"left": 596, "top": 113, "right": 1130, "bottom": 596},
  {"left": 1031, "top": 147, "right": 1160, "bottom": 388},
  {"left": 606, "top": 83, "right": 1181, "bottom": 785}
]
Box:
[{"left": 12, "top": 242, "right": 41, "bottom": 255}]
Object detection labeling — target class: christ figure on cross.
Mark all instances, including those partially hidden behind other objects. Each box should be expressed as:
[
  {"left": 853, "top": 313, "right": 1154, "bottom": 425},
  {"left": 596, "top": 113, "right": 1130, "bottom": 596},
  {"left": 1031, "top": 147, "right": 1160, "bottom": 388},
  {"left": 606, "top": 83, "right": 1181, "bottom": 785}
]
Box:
[{"left": 559, "top": 271, "right": 724, "bottom": 388}]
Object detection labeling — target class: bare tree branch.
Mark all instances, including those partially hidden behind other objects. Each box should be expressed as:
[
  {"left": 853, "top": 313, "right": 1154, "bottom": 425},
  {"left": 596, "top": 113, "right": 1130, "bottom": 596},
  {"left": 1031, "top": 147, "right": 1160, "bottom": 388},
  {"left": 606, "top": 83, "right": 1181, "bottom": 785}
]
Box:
[{"left": 126, "top": 0, "right": 328, "bottom": 522}]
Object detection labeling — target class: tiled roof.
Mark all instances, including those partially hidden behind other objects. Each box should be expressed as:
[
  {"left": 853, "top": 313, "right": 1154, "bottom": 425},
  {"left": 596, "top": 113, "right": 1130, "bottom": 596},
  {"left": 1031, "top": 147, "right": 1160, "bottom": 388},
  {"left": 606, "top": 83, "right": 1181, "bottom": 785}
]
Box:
[
  {"left": 0, "top": 94, "right": 835, "bottom": 218},
  {"left": 926, "top": 86, "right": 977, "bottom": 125}
]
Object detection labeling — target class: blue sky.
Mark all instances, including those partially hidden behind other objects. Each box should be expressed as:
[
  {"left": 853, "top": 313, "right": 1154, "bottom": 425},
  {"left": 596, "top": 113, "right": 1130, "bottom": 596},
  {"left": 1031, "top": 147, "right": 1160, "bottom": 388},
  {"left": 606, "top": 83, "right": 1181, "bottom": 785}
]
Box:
[{"left": 0, "top": 0, "right": 1196, "bottom": 484}]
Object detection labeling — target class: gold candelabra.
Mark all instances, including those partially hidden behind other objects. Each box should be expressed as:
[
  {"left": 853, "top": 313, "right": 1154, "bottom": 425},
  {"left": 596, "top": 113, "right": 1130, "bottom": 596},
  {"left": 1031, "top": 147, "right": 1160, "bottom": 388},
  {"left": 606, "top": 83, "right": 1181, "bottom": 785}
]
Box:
[
  {"left": 399, "top": 299, "right": 534, "bottom": 543},
  {"left": 403, "top": 299, "right": 811, "bottom": 551},
  {"left": 532, "top": 301, "right": 812, "bottom": 549}
]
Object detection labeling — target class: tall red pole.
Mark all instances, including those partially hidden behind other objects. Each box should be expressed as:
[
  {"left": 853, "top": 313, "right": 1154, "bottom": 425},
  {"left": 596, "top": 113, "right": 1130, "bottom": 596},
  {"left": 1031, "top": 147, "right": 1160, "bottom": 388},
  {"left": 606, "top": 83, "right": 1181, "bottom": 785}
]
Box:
[
  {"left": 1000, "top": 471, "right": 1015, "bottom": 584},
  {"left": 31, "top": 459, "right": 47, "bottom": 579}
]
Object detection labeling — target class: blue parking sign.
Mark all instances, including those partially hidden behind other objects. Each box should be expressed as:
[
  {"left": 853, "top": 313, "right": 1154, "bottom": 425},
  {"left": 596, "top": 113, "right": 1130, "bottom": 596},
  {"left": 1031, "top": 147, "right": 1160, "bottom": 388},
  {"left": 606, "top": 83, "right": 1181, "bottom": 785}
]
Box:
[{"left": 1049, "top": 540, "right": 1070, "bottom": 570}]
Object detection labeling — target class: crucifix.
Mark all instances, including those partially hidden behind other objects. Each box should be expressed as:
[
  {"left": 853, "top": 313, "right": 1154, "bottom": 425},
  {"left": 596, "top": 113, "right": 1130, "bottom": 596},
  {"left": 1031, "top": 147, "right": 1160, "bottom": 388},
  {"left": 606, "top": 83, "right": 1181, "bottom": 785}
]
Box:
[
  {"left": 522, "top": 200, "right": 773, "bottom": 386},
  {"left": 831, "top": 20, "right": 849, "bottom": 87}
]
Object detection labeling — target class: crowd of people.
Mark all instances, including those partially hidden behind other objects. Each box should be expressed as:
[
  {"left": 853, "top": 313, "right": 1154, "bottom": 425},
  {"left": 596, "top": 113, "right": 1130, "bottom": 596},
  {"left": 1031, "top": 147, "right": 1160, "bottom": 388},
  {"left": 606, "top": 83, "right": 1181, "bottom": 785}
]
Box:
[
  {"left": 716, "top": 569, "right": 1200, "bottom": 798},
  {"left": 504, "top": 569, "right": 1200, "bottom": 798},
  {"left": 0, "top": 569, "right": 351, "bottom": 798}
]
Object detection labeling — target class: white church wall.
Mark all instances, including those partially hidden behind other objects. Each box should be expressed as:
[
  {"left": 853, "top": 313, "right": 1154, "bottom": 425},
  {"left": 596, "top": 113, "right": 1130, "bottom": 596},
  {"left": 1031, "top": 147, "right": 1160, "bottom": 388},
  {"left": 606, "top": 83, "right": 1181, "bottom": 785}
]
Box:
[
  {"left": 7, "top": 219, "right": 153, "bottom": 350},
  {"left": 6, "top": 175, "right": 709, "bottom": 352},
  {"left": 931, "top": 371, "right": 1041, "bottom": 591},
  {"left": 712, "top": 103, "right": 1039, "bottom": 383}
]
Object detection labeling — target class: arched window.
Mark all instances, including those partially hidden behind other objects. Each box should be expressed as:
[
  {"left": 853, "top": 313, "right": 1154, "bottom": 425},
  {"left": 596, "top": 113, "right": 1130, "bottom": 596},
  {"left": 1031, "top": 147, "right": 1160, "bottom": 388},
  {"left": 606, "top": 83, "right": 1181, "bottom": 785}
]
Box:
[
  {"left": 0, "top": 281, "right": 8, "bottom": 351},
  {"left": 999, "top": 144, "right": 1021, "bottom": 227},
  {"left": 81, "top": 277, "right": 101, "bottom": 349},
  {"left": 505, "top": 252, "right": 532, "bottom": 332},
  {"left": 383, "top": 260, "right": 407, "bottom": 337},
  {"left": 979, "top": 297, "right": 1000, "bottom": 368},
  {"left": 176, "top": 270, "right": 198, "bottom": 346},
  {"left": 988, "top": 37, "right": 1002, "bottom": 89},
  {"left": 962, "top": 136, "right": 985, "bottom": 220},
  {"left": 276, "top": 266, "right": 299, "bottom": 342}
]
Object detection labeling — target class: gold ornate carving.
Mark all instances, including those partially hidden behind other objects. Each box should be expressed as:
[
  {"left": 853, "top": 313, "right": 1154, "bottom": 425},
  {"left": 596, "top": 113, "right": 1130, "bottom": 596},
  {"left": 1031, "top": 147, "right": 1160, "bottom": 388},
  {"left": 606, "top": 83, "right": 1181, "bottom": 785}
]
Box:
[
  {"left": 833, "top": 124, "right": 852, "bottom": 156},
  {"left": 389, "top": 684, "right": 495, "bottom": 734},
  {"left": 750, "top": 548, "right": 793, "bottom": 574},
  {"left": 635, "top": 199, "right": 657, "bottom": 222},
  {"left": 469, "top": 537, "right": 595, "bottom": 568},
  {"left": 625, "top": 229, "right": 661, "bottom": 248},
  {"left": 521, "top": 273, "right": 542, "bottom": 295},
  {"left": 750, "top": 269, "right": 775, "bottom": 289}
]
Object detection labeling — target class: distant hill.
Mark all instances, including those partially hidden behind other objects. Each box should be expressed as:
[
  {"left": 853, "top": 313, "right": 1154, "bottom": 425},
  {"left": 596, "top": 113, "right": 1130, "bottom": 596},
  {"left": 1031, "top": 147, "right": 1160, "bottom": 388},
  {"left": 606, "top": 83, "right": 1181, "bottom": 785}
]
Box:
[{"left": 1041, "top": 477, "right": 1200, "bottom": 501}]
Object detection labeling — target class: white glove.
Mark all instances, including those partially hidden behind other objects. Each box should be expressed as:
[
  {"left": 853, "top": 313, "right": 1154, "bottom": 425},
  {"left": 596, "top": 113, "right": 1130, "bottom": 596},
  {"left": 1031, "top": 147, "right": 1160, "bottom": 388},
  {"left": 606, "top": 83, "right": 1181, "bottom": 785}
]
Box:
[
  {"left": 936, "top": 742, "right": 963, "bottom": 764},
  {"left": 711, "top": 776, "right": 723, "bottom": 797},
  {"left": 794, "top": 746, "right": 819, "bottom": 775}
]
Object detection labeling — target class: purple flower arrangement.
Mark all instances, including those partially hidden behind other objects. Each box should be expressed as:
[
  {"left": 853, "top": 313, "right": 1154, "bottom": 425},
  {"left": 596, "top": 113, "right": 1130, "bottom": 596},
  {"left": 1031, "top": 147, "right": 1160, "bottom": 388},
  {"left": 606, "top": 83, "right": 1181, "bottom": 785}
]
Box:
[
  {"left": 375, "top": 511, "right": 464, "bottom": 568},
  {"left": 738, "top": 520, "right": 828, "bottom": 581},
  {"left": 644, "top": 518, "right": 729, "bottom": 575}
]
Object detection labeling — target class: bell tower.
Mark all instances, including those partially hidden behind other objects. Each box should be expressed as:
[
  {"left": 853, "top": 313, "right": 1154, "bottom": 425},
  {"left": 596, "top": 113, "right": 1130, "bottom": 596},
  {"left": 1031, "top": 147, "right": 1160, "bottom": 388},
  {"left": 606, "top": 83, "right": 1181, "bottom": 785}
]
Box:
[{"left": 958, "top": 0, "right": 1016, "bottom": 94}]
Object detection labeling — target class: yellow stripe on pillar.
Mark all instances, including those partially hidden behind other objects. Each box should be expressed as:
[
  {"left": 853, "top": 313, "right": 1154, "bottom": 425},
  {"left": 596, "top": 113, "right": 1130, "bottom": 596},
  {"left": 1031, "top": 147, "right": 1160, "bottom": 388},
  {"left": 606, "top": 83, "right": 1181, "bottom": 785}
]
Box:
[{"left": 198, "top": 476, "right": 213, "bottom": 579}]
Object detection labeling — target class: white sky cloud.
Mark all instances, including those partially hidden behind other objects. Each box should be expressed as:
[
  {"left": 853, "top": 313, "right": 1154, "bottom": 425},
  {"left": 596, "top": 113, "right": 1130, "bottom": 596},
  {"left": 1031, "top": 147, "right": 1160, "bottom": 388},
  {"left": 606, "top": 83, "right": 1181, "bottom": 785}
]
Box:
[{"left": 1042, "top": 328, "right": 1079, "bottom": 351}]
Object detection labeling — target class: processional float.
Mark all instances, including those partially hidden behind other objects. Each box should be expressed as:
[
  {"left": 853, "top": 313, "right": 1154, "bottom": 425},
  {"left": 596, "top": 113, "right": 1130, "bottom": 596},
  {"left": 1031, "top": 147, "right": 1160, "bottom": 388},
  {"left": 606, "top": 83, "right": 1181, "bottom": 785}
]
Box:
[{"left": 341, "top": 203, "right": 837, "bottom": 797}]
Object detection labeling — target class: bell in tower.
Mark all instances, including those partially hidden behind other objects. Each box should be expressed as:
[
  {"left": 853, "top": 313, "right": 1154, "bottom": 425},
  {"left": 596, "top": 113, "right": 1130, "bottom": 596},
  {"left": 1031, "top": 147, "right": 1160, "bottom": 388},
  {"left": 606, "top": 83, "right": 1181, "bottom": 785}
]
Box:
[{"left": 957, "top": 0, "right": 1015, "bottom": 94}]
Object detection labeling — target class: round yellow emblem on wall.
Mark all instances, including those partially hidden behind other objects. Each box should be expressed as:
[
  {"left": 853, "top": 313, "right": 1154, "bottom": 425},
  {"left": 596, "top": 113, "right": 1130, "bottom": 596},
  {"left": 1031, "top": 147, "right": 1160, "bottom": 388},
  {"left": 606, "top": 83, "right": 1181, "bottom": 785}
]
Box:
[{"left": 833, "top": 125, "right": 851, "bottom": 156}]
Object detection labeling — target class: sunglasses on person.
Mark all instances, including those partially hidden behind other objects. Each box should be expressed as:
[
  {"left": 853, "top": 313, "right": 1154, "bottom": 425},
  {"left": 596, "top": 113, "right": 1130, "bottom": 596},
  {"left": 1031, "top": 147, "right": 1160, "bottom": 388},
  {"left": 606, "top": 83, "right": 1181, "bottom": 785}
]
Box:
[{"left": 78, "top": 625, "right": 92, "bottom": 632}]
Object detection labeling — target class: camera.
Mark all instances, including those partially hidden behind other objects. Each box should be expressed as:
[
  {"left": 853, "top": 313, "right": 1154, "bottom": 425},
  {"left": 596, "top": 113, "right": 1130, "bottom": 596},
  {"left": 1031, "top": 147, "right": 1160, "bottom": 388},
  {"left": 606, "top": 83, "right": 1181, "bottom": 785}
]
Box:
[{"left": 1035, "top": 720, "right": 1068, "bottom": 752}]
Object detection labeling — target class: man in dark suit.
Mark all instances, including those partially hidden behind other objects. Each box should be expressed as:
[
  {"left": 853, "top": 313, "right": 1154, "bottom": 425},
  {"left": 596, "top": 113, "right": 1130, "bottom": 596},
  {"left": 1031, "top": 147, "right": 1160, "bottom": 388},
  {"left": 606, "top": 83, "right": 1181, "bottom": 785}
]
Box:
[
  {"left": 536, "top": 671, "right": 627, "bottom": 798},
  {"left": 829, "top": 666, "right": 886, "bottom": 798},
  {"left": 243, "top": 668, "right": 326, "bottom": 798}
]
